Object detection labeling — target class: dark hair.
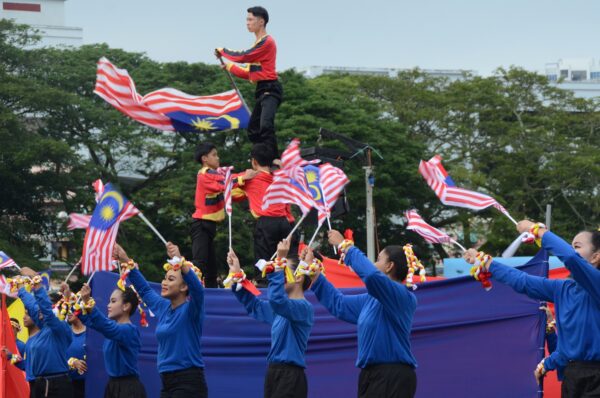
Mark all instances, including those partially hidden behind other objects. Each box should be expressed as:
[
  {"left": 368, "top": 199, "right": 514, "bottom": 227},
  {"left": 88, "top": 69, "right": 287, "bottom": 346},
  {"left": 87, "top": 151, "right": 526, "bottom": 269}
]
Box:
[
  {"left": 10, "top": 318, "right": 20, "bottom": 325},
  {"left": 117, "top": 287, "right": 139, "bottom": 316},
  {"left": 251, "top": 143, "right": 273, "bottom": 167},
  {"left": 194, "top": 142, "right": 216, "bottom": 164},
  {"left": 247, "top": 6, "right": 269, "bottom": 25},
  {"left": 382, "top": 245, "right": 409, "bottom": 282},
  {"left": 49, "top": 292, "right": 61, "bottom": 305},
  {"left": 300, "top": 275, "right": 312, "bottom": 291},
  {"left": 589, "top": 230, "right": 600, "bottom": 252}
]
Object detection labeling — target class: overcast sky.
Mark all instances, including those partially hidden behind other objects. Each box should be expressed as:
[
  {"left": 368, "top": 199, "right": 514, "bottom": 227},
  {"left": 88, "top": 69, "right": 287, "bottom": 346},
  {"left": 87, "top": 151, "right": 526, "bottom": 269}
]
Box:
[{"left": 65, "top": 0, "right": 600, "bottom": 75}]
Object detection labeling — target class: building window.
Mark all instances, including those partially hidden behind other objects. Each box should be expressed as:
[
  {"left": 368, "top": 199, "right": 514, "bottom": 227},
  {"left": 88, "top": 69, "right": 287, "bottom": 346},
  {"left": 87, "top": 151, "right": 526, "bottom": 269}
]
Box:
[
  {"left": 560, "top": 70, "right": 569, "bottom": 79},
  {"left": 547, "top": 74, "right": 557, "bottom": 82},
  {"left": 571, "top": 71, "right": 587, "bottom": 81},
  {"left": 591, "top": 72, "right": 600, "bottom": 80}
]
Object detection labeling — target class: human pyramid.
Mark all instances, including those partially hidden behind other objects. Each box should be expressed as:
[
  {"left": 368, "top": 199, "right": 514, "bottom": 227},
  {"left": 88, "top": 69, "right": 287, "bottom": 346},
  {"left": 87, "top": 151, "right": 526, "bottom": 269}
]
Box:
[{"left": 2, "top": 6, "right": 600, "bottom": 398}]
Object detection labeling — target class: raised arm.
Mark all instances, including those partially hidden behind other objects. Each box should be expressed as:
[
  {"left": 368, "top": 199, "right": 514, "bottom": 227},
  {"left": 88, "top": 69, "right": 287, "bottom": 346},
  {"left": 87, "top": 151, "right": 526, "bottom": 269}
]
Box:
[
  {"left": 311, "top": 274, "right": 366, "bottom": 324},
  {"left": 117, "top": 243, "right": 169, "bottom": 316},
  {"left": 168, "top": 242, "right": 204, "bottom": 317},
  {"left": 489, "top": 260, "right": 561, "bottom": 302},
  {"left": 542, "top": 231, "right": 600, "bottom": 305},
  {"left": 217, "top": 36, "right": 273, "bottom": 64},
  {"left": 343, "top": 245, "right": 416, "bottom": 312},
  {"left": 33, "top": 286, "right": 70, "bottom": 338},
  {"left": 18, "top": 288, "right": 42, "bottom": 328},
  {"left": 267, "top": 271, "right": 309, "bottom": 322}
]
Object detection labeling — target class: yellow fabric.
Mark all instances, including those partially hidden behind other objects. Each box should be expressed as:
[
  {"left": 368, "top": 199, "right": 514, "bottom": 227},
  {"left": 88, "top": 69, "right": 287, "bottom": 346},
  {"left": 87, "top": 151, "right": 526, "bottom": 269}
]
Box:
[{"left": 8, "top": 299, "right": 29, "bottom": 341}]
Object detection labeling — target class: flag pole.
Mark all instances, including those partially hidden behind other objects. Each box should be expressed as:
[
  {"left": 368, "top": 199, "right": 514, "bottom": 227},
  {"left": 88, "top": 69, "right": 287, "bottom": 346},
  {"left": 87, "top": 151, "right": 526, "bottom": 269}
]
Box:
[
  {"left": 307, "top": 224, "right": 323, "bottom": 248},
  {"left": 137, "top": 213, "right": 168, "bottom": 246},
  {"left": 228, "top": 214, "right": 232, "bottom": 250},
  {"left": 87, "top": 271, "right": 97, "bottom": 285},
  {"left": 63, "top": 261, "right": 81, "bottom": 283},
  {"left": 450, "top": 240, "right": 467, "bottom": 252},
  {"left": 270, "top": 213, "right": 308, "bottom": 260},
  {"left": 326, "top": 216, "right": 338, "bottom": 254},
  {"left": 501, "top": 210, "right": 519, "bottom": 226},
  {"left": 217, "top": 55, "right": 251, "bottom": 114}
]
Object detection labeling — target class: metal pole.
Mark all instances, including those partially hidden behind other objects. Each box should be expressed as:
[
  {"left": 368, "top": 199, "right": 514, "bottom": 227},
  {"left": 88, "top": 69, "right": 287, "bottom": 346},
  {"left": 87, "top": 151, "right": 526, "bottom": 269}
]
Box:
[
  {"left": 217, "top": 56, "right": 251, "bottom": 114},
  {"left": 364, "top": 149, "right": 375, "bottom": 261},
  {"left": 545, "top": 204, "right": 552, "bottom": 230}
]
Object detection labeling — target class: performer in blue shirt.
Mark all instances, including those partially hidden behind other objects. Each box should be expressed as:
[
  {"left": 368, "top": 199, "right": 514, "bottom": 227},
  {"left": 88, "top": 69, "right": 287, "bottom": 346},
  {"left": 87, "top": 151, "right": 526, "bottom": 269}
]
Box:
[
  {"left": 310, "top": 230, "right": 418, "bottom": 398},
  {"left": 78, "top": 282, "right": 147, "bottom": 398},
  {"left": 227, "top": 239, "right": 314, "bottom": 398},
  {"left": 19, "top": 268, "right": 73, "bottom": 398},
  {"left": 464, "top": 220, "right": 600, "bottom": 398},
  {"left": 119, "top": 242, "right": 208, "bottom": 398},
  {"left": 65, "top": 312, "right": 87, "bottom": 398}
]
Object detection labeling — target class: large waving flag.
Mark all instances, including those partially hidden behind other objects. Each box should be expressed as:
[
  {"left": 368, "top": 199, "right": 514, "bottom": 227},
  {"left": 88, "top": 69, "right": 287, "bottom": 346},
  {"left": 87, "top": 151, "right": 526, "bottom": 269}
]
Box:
[
  {"left": 81, "top": 183, "right": 139, "bottom": 275},
  {"left": 0, "top": 252, "right": 17, "bottom": 270},
  {"left": 221, "top": 166, "right": 234, "bottom": 216},
  {"left": 404, "top": 210, "right": 452, "bottom": 244},
  {"left": 304, "top": 164, "right": 349, "bottom": 225},
  {"left": 280, "top": 139, "right": 319, "bottom": 169},
  {"left": 94, "top": 57, "right": 250, "bottom": 132},
  {"left": 262, "top": 165, "right": 315, "bottom": 215},
  {"left": 419, "top": 155, "right": 509, "bottom": 216}
]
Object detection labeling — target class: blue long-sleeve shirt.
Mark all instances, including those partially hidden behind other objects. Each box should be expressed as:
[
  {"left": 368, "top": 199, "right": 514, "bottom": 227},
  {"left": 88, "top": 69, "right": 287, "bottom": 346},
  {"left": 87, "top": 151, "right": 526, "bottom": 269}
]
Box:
[
  {"left": 311, "top": 246, "right": 418, "bottom": 369},
  {"left": 26, "top": 287, "right": 72, "bottom": 376},
  {"left": 233, "top": 271, "right": 314, "bottom": 368},
  {"left": 16, "top": 332, "right": 40, "bottom": 381},
  {"left": 18, "top": 288, "right": 42, "bottom": 329},
  {"left": 128, "top": 268, "right": 205, "bottom": 373},
  {"left": 83, "top": 306, "right": 141, "bottom": 377},
  {"left": 66, "top": 330, "right": 86, "bottom": 381},
  {"left": 489, "top": 234, "right": 600, "bottom": 372},
  {"left": 16, "top": 339, "right": 26, "bottom": 356}
]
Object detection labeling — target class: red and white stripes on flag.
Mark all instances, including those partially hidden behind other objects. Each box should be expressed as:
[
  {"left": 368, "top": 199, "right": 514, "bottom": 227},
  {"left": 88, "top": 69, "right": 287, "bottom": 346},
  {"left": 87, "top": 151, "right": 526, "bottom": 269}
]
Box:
[
  {"left": 280, "top": 139, "right": 319, "bottom": 169},
  {"left": 262, "top": 166, "right": 314, "bottom": 215},
  {"left": 221, "top": 166, "right": 234, "bottom": 216},
  {"left": 404, "top": 210, "right": 452, "bottom": 244},
  {"left": 418, "top": 155, "right": 510, "bottom": 216},
  {"left": 94, "top": 57, "right": 174, "bottom": 131},
  {"left": 80, "top": 203, "right": 139, "bottom": 275},
  {"left": 67, "top": 213, "right": 92, "bottom": 230},
  {"left": 319, "top": 163, "right": 349, "bottom": 214},
  {"left": 93, "top": 179, "right": 105, "bottom": 202}
]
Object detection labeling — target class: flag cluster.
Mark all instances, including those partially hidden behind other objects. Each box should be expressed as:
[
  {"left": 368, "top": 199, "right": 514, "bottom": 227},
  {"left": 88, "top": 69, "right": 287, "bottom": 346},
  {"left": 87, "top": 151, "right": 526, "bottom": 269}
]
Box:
[{"left": 94, "top": 57, "right": 250, "bottom": 133}]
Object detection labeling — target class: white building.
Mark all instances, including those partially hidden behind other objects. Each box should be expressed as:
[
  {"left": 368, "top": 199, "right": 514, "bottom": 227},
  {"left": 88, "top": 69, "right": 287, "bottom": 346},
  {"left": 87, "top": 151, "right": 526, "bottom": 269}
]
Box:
[
  {"left": 298, "top": 66, "right": 473, "bottom": 81},
  {"left": 0, "top": 0, "right": 82, "bottom": 47},
  {"left": 545, "top": 58, "right": 600, "bottom": 99}
]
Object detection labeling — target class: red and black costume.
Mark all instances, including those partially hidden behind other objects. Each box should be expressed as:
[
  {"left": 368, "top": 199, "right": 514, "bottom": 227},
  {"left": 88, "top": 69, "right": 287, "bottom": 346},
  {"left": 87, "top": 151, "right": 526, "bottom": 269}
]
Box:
[
  {"left": 191, "top": 166, "right": 225, "bottom": 288},
  {"left": 232, "top": 171, "right": 299, "bottom": 263},
  {"left": 218, "top": 35, "right": 282, "bottom": 161}
]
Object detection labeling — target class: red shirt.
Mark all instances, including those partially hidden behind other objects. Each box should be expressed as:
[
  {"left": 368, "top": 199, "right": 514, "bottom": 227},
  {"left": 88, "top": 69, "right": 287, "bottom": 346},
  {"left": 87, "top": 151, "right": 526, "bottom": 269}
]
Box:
[
  {"left": 232, "top": 171, "right": 294, "bottom": 222},
  {"left": 192, "top": 167, "right": 225, "bottom": 222},
  {"left": 220, "top": 35, "right": 278, "bottom": 83}
]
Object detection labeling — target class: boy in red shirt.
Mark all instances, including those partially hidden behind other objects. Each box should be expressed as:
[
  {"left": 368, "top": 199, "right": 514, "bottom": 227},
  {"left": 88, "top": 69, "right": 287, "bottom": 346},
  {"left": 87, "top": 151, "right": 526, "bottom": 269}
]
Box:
[
  {"left": 233, "top": 143, "right": 299, "bottom": 264},
  {"left": 216, "top": 6, "right": 282, "bottom": 163}
]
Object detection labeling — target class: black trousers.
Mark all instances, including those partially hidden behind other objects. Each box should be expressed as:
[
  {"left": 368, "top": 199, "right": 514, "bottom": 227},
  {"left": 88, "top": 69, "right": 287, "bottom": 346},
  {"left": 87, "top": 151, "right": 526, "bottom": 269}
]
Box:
[
  {"left": 72, "top": 379, "right": 85, "bottom": 398},
  {"left": 160, "top": 367, "right": 208, "bottom": 398},
  {"left": 562, "top": 361, "right": 600, "bottom": 398},
  {"left": 358, "top": 363, "right": 417, "bottom": 398},
  {"left": 191, "top": 219, "right": 218, "bottom": 288},
  {"left": 249, "top": 80, "right": 283, "bottom": 161},
  {"left": 254, "top": 216, "right": 300, "bottom": 263},
  {"left": 29, "top": 381, "right": 35, "bottom": 398},
  {"left": 264, "top": 363, "right": 307, "bottom": 398},
  {"left": 33, "top": 374, "right": 73, "bottom": 398},
  {"left": 105, "top": 375, "right": 147, "bottom": 398}
]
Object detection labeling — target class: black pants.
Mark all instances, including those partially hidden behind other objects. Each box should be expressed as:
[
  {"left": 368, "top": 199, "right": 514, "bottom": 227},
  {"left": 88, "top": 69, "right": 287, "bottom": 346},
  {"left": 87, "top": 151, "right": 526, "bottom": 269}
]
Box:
[
  {"left": 254, "top": 216, "right": 300, "bottom": 263},
  {"left": 160, "top": 367, "right": 208, "bottom": 398},
  {"left": 264, "top": 363, "right": 307, "bottom": 398},
  {"left": 562, "top": 361, "right": 600, "bottom": 398},
  {"left": 358, "top": 363, "right": 417, "bottom": 398},
  {"left": 249, "top": 80, "right": 283, "bottom": 161},
  {"left": 29, "top": 381, "right": 35, "bottom": 398},
  {"left": 33, "top": 374, "right": 73, "bottom": 398},
  {"left": 191, "top": 219, "right": 218, "bottom": 288},
  {"left": 105, "top": 375, "right": 147, "bottom": 398},
  {"left": 72, "top": 379, "right": 85, "bottom": 398}
]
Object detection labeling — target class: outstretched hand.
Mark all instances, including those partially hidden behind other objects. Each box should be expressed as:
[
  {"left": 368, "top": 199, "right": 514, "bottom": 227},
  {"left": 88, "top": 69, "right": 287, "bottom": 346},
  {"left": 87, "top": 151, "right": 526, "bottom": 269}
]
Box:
[
  {"left": 277, "top": 239, "right": 290, "bottom": 259},
  {"left": 327, "top": 230, "right": 344, "bottom": 246},
  {"left": 79, "top": 284, "right": 91, "bottom": 303},
  {"left": 113, "top": 243, "right": 130, "bottom": 263},
  {"left": 166, "top": 242, "right": 181, "bottom": 259},
  {"left": 462, "top": 248, "right": 478, "bottom": 265}
]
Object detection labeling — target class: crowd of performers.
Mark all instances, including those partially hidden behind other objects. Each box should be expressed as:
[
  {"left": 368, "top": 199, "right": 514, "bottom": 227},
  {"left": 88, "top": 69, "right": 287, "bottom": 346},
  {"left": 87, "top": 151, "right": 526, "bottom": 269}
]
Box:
[
  {"left": 2, "top": 5, "right": 600, "bottom": 398},
  {"left": 3, "top": 221, "right": 600, "bottom": 398}
]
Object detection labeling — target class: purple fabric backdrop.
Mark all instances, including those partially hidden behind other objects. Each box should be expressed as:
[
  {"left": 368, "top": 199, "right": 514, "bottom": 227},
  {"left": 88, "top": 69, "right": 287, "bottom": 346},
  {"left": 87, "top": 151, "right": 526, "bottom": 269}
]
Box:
[{"left": 85, "top": 250, "right": 547, "bottom": 397}]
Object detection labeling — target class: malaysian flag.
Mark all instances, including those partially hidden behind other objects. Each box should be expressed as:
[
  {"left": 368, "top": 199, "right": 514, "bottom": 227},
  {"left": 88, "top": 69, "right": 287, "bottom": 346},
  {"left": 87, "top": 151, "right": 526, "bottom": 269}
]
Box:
[
  {"left": 304, "top": 164, "right": 349, "bottom": 224},
  {"left": 81, "top": 183, "right": 139, "bottom": 275},
  {"left": 404, "top": 210, "right": 452, "bottom": 244},
  {"left": 280, "top": 139, "right": 319, "bottom": 169},
  {"left": 262, "top": 165, "right": 315, "bottom": 215},
  {"left": 94, "top": 57, "right": 250, "bottom": 132},
  {"left": 0, "top": 251, "right": 17, "bottom": 269},
  {"left": 67, "top": 213, "right": 92, "bottom": 230},
  {"left": 93, "top": 179, "right": 105, "bottom": 202},
  {"left": 419, "top": 155, "right": 509, "bottom": 216},
  {"left": 221, "top": 166, "right": 234, "bottom": 216}
]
